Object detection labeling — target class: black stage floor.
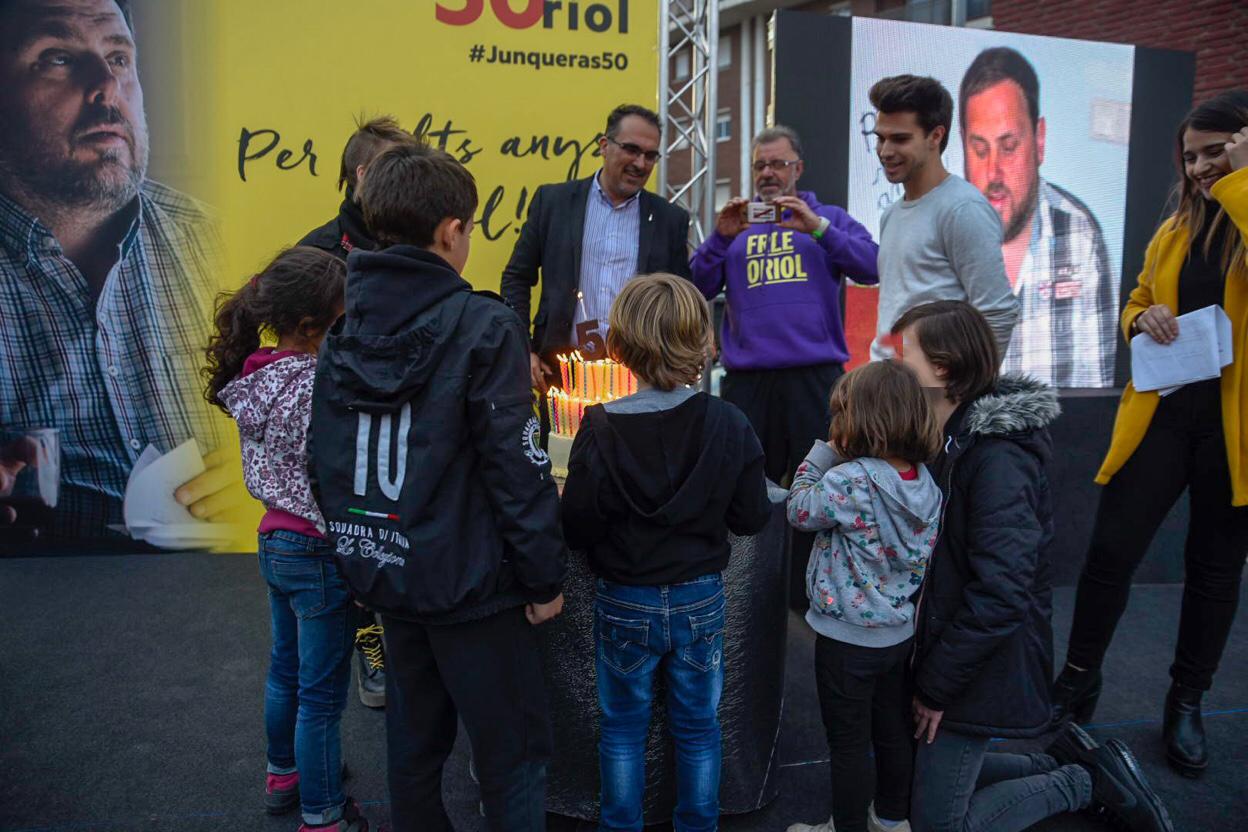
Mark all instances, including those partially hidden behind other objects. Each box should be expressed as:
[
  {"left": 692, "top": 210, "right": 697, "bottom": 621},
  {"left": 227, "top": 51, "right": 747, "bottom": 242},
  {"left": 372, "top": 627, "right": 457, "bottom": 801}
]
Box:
[{"left": 1, "top": 553, "right": 1245, "bottom": 832}]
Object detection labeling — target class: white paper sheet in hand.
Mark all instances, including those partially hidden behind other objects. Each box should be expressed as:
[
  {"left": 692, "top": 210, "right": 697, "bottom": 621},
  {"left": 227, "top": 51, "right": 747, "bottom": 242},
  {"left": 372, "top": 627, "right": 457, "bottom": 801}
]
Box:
[
  {"left": 123, "top": 438, "right": 204, "bottom": 529},
  {"left": 1130, "top": 305, "right": 1232, "bottom": 393}
]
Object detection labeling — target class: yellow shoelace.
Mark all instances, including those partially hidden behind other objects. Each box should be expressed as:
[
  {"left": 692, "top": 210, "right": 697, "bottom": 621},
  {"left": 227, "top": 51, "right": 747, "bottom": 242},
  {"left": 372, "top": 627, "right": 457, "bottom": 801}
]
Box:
[{"left": 354, "top": 624, "right": 385, "bottom": 671}]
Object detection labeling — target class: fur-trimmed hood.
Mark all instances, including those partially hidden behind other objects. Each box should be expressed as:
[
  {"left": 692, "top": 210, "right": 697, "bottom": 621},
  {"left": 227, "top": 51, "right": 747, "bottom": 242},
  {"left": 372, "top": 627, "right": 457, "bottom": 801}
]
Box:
[{"left": 963, "top": 374, "right": 1061, "bottom": 439}]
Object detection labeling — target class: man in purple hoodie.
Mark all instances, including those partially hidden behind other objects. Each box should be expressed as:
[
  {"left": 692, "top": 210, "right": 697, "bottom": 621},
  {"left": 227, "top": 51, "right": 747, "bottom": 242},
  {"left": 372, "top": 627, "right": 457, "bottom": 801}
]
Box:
[{"left": 690, "top": 126, "right": 878, "bottom": 486}]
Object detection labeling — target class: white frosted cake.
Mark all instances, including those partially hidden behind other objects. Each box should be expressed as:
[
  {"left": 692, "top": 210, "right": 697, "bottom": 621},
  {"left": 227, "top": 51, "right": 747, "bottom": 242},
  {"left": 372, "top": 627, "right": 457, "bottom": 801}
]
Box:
[{"left": 546, "top": 352, "right": 637, "bottom": 478}]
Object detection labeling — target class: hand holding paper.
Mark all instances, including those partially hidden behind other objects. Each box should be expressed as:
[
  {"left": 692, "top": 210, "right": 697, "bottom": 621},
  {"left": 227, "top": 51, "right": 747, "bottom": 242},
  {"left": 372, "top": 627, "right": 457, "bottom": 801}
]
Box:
[
  {"left": 123, "top": 439, "right": 235, "bottom": 550},
  {"left": 175, "top": 449, "right": 245, "bottom": 520},
  {"left": 1131, "top": 305, "right": 1232, "bottom": 394}
]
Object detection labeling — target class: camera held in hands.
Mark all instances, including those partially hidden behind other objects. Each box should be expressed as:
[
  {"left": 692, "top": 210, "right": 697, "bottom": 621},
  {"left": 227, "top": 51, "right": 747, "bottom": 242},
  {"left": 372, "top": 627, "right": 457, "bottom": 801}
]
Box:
[{"left": 746, "top": 202, "right": 778, "bottom": 224}]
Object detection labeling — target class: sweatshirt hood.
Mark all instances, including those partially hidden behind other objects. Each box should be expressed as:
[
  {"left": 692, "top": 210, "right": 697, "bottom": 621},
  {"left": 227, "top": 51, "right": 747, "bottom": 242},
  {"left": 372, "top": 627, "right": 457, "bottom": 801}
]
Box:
[
  {"left": 589, "top": 393, "right": 729, "bottom": 526},
  {"left": 325, "top": 245, "right": 472, "bottom": 407},
  {"left": 218, "top": 351, "right": 317, "bottom": 442},
  {"left": 855, "top": 457, "right": 943, "bottom": 528},
  {"left": 337, "top": 187, "right": 374, "bottom": 251}
]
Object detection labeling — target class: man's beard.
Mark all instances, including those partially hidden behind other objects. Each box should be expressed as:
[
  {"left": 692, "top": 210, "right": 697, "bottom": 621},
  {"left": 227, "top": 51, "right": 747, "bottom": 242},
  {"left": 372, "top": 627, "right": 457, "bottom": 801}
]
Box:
[
  {"left": 999, "top": 173, "right": 1040, "bottom": 243},
  {"left": 0, "top": 105, "right": 148, "bottom": 212}
]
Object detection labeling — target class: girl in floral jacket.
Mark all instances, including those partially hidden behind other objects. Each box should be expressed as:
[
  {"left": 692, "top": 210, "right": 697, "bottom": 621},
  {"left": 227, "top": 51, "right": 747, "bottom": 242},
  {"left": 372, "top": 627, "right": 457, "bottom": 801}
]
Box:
[
  {"left": 206, "top": 247, "right": 370, "bottom": 832},
  {"left": 786, "top": 360, "right": 942, "bottom": 832}
]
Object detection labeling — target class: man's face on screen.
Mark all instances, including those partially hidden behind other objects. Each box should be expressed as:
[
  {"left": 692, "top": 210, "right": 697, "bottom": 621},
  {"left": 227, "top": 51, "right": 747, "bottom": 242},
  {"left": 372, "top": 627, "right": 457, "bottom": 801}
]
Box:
[
  {"left": 874, "top": 110, "right": 941, "bottom": 187},
  {"left": 962, "top": 80, "right": 1044, "bottom": 243},
  {"left": 0, "top": 0, "right": 148, "bottom": 211}
]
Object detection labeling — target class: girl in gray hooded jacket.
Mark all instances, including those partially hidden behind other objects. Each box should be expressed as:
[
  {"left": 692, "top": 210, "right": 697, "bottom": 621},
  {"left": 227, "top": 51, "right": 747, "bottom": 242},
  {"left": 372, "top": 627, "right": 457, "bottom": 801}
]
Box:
[{"left": 785, "top": 360, "right": 942, "bottom": 832}]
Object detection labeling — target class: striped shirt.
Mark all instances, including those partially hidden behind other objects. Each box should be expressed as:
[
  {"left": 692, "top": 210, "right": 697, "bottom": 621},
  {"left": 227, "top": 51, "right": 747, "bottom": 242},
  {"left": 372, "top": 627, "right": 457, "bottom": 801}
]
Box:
[
  {"left": 0, "top": 182, "right": 226, "bottom": 538},
  {"left": 572, "top": 172, "right": 641, "bottom": 348},
  {"left": 1001, "top": 180, "right": 1116, "bottom": 388}
]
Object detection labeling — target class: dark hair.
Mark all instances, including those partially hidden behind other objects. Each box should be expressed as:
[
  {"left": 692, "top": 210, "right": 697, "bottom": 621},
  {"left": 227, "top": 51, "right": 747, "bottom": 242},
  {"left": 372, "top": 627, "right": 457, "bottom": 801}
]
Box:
[
  {"left": 338, "top": 114, "right": 422, "bottom": 193},
  {"left": 1172, "top": 89, "right": 1248, "bottom": 278},
  {"left": 204, "top": 247, "right": 345, "bottom": 412},
  {"left": 959, "top": 47, "right": 1040, "bottom": 133},
  {"left": 828, "top": 361, "right": 941, "bottom": 465},
  {"left": 605, "top": 104, "right": 662, "bottom": 139},
  {"left": 112, "top": 0, "right": 132, "bottom": 28},
  {"left": 869, "top": 74, "right": 954, "bottom": 152},
  {"left": 752, "top": 125, "right": 803, "bottom": 157},
  {"left": 891, "top": 301, "right": 999, "bottom": 403},
  {"left": 359, "top": 144, "right": 477, "bottom": 248},
  {"left": 0, "top": 0, "right": 133, "bottom": 31}
]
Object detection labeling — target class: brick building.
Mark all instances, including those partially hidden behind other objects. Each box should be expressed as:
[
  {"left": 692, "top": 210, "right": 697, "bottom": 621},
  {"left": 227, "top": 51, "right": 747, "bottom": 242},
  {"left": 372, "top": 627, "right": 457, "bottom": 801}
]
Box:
[{"left": 668, "top": 0, "right": 1245, "bottom": 205}]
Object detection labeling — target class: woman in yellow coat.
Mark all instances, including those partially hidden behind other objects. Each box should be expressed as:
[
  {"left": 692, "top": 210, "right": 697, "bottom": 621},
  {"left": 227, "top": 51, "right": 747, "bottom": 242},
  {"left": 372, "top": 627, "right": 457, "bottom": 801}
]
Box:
[{"left": 1052, "top": 91, "right": 1248, "bottom": 779}]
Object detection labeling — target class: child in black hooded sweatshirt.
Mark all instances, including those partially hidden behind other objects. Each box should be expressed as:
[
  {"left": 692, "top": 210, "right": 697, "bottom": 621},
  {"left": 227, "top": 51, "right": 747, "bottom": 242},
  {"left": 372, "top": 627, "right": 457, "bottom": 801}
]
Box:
[{"left": 561, "top": 272, "right": 772, "bottom": 831}]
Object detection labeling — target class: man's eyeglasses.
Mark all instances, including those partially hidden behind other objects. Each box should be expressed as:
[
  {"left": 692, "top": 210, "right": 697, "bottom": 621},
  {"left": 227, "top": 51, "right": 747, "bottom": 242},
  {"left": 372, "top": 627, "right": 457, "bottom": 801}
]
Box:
[
  {"left": 607, "top": 136, "right": 662, "bottom": 163},
  {"left": 752, "top": 158, "right": 801, "bottom": 172}
]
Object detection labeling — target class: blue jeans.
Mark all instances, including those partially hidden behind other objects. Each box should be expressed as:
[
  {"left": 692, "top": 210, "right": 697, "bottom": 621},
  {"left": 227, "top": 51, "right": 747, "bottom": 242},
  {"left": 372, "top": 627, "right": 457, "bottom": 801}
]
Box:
[
  {"left": 595, "top": 574, "right": 726, "bottom": 832},
  {"left": 910, "top": 729, "right": 1092, "bottom": 832},
  {"left": 258, "top": 530, "right": 355, "bottom": 826}
]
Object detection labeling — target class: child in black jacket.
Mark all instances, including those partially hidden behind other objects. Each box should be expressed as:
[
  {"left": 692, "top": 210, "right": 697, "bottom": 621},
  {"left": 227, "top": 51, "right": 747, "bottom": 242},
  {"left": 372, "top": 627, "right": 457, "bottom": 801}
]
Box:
[
  {"left": 561, "top": 273, "right": 771, "bottom": 831},
  {"left": 308, "top": 144, "right": 567, "bottom": 832}
]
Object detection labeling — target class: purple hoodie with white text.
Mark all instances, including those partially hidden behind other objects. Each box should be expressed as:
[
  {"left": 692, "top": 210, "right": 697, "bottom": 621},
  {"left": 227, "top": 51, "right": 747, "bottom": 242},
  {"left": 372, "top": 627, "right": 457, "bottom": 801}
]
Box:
[{"left": 689, "top": 191, "right": 878, "bottom": 371}]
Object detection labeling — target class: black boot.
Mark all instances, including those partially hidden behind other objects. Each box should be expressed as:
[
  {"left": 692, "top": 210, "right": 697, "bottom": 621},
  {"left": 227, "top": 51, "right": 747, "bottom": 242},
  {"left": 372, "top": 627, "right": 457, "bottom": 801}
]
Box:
[
  {"left": 1051, "top": 663, "right": 1102, "bottom": 725},
  {"left": 1163, "top": 682, "right": 1208, "bottom": 778},
  {"left": 1047, "top": 722, "right": 1174, "bottom": 832}
]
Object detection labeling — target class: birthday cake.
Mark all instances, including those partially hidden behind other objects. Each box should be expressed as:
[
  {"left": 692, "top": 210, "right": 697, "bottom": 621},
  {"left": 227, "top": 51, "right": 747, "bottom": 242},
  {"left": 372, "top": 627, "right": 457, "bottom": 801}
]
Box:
[{"left": 546, "top": 352, "right": 637, "bottom": 478}]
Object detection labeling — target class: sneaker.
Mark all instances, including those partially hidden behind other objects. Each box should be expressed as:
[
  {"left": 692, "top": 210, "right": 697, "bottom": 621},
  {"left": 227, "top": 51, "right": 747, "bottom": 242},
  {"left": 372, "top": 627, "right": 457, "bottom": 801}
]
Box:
[
  {"left": 265, "top": 771, "right": 299, "bottom": 815},
  {"left": 867, "top": 803, "right": 910, "bottom": 832},
  {"left": 354, "top": 623, "right": 386, "bottom": 709},
  {"left": 1046, "top": 722, "right": 1174, "bottom": 832},
  {"left": 786, "top": 816, "right": 834, "bottom": 832},
  {"left": 298, "top": 797, "right": 370, "bottom": 832},
  {"left": 266, "top": 765, "right": 351, "bottom": 816}
]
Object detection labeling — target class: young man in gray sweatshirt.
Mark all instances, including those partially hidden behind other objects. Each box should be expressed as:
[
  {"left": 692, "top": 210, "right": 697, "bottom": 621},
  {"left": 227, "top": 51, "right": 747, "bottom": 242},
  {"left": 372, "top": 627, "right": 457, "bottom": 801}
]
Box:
[{"left": 867, "top": 75, "right": 1019, "bottom": 363}]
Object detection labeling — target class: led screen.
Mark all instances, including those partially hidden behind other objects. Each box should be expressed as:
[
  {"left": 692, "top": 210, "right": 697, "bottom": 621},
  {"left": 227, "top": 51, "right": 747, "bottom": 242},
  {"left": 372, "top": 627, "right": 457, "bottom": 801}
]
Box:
[{"left": 848, "top": 18, "right": 1135, "bottom": 388}]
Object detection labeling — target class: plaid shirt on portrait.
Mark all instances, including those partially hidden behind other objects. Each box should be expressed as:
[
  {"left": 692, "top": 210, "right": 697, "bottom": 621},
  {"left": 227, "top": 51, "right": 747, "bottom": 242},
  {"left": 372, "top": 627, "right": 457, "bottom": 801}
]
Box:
[
  {"left": 0, "top": 181, "right": 226, "bottom": 538},
  {"left": 1001, "top": 180, "right": 1117, "bottom": 389}
]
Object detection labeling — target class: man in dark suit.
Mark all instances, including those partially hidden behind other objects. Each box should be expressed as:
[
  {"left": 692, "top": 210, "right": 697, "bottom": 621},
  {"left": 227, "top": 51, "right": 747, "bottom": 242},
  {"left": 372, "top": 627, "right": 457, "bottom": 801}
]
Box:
[{"left": 501, "top": 104, "right": 691, "bottom": 391}]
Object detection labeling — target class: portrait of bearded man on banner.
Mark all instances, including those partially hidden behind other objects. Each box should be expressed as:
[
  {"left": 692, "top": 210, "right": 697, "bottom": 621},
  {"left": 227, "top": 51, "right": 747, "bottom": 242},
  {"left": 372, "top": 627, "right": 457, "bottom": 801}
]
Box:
[{"left": 0, "top": 0, "right": 233, "bottom": 541}]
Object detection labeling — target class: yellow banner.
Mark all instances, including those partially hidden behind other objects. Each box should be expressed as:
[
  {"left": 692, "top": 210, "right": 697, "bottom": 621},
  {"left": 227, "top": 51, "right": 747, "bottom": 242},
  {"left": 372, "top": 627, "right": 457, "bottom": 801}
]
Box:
[{"left": 204, "top": 0, "right": 658, "bottom": 294}]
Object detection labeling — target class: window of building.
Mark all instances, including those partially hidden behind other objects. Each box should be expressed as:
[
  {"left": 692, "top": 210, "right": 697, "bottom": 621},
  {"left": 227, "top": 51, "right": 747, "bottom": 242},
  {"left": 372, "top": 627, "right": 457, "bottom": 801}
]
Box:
[
  {"left": 875, "top": 0, "right": 949, "bottom": 24},
  {"left": 718, "top": 34, "right": 732, "bottom": 69},
  {"left": 716, "top": 110, "right": 732, "bottom": 143},
  {"left": 967, "top": 0, "right": 992, "bottom": 20},
  {"left": 674, "top": 50, "right": 690, "bottom": 82},
  {"left": 715, "top": 179, "right": 732, "bottom": 212}
]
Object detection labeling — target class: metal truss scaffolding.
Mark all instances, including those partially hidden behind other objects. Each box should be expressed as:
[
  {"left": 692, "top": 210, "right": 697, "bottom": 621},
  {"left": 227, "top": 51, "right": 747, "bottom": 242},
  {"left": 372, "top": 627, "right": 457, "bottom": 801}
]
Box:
[{"left": 659, "top": 0, "right": 718, "bottom": 246}]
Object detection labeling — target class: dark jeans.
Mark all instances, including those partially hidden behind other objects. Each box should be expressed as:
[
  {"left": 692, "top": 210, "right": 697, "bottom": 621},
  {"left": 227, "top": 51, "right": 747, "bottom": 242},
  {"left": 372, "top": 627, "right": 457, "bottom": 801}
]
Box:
[
  {"left": 910, "top": 730, "right": 1091, "bottom": 832},
  {"left": 595, "top": 574, "right": 726, "bottom": 832},
  {"left": 1067, "top": 379, "right": 1248, "bottom": 690},
  {"left": 381, "top": 606, "right": 553, "bottom": 832},
  {"left": 257, "top": 530, "right": 355, "bottom": 826},
  {"left": 813, "top": 635, "right": 914, "bottom": 832},
  {"left": 722, "top": 361, "right": 843, "bottom": 609}
]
